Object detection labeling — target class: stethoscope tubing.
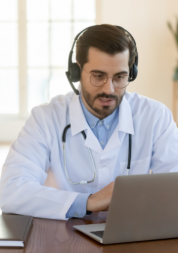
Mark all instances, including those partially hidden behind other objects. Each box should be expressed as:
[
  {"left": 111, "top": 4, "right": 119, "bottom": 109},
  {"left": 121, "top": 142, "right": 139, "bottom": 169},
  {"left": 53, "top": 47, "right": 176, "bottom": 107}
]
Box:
[
  {"left": 63, "top": 124, "right": 96, "bottom": 184},
  {"left": 62, "top": 124, "right": 132, "bottom": 184}
]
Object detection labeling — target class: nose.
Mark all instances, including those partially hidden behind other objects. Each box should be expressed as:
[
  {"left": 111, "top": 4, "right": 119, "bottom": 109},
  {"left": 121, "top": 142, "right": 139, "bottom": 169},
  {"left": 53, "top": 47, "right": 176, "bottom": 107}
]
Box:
[{"left": 101, "top": 77, "right": 115, "bottom": 94}]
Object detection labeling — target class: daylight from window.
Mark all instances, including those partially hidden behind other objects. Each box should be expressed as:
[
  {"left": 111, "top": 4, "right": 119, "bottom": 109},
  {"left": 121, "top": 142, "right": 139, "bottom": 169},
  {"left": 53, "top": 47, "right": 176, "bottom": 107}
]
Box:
[{"left": 0, "top": 0, "right": 95, "bottom": 115}]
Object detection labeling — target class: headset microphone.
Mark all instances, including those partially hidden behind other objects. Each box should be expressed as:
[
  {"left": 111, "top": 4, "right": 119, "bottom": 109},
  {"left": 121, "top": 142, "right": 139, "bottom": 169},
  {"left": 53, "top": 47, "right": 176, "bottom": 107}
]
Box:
[{"left": 65, "top": 25, "right": 138, "bottom": 95}]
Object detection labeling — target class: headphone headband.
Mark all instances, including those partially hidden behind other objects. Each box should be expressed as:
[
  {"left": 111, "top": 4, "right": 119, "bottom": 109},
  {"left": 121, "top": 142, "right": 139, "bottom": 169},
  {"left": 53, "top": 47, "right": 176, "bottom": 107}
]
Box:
[{"left": 66, "top": 25, "right": 138, "bottom": 95}]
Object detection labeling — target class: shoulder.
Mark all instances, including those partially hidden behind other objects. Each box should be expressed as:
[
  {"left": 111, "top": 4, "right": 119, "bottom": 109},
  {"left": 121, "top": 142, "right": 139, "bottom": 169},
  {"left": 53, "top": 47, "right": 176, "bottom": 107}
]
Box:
[
  {"left": 21, "top": 92, "right": 74, "bottom": 147},
  {"left": 25, "top": 91, "right": 74, "bottom": 136},
  {"left": 31, "top": 91, "right": 73, "bottom": 118},
  {"left": 125, "top": 92, "right": 170, "bottom": 117},
  {"left": 125, "top": 92, "right": 174, "bottom": 135}
]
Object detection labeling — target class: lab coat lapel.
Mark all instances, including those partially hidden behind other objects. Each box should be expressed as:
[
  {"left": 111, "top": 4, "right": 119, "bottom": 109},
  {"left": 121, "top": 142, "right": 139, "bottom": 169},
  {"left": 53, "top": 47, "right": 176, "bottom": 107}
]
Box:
[
  {"left": 84, "top": 128, "right": 103, "bottom": 154},
  {"left": 69, "top": 92, "right": 87, "bottom": 136},
  {"left": 69, "top": 92, "right": 103, "bottom": 154},
  {"left": 117, "top": 95, "right": 134, "bottom": 135},
  {"left": 103, "top": 95, "right": 135, "bottom": 154}
]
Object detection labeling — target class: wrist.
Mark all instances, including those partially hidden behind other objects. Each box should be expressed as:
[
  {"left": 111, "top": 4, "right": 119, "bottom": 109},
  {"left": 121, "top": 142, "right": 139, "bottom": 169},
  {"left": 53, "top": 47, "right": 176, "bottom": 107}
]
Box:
[{"left": 87, "top": 194, "right": 94, "bottom": 212}]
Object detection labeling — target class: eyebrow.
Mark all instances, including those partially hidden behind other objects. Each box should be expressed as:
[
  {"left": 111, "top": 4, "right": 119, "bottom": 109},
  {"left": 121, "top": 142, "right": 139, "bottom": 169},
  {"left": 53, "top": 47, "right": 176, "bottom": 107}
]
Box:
[{"left": 90, "top": 70, "right": 128, "bottom": 75}]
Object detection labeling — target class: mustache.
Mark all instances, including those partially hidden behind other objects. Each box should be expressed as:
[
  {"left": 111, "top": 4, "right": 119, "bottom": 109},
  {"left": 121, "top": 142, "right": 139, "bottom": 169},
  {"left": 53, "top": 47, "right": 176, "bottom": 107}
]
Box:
[{"left": 95, "top": 93, "right": 118, "bottom": 100}]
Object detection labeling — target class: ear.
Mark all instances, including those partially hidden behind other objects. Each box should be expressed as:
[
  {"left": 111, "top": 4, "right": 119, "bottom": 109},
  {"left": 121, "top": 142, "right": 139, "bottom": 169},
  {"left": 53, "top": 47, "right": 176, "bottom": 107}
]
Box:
[{"left": 76, "top": 61, "right": 81, "bottom": 73}]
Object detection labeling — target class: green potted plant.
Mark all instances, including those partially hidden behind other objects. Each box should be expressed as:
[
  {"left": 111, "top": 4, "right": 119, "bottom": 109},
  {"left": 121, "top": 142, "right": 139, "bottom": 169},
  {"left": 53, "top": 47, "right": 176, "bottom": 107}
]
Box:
[
  {"left": 167, "top": 18, "right": 178, "bottom": 124},
  {"left": 167, "top": 18, "right": 178, "bottom": 81}
]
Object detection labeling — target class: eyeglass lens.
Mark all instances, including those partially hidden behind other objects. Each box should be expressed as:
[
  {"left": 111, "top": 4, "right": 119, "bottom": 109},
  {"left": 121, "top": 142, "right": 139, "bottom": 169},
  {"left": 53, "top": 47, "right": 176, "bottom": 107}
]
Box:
[{"left": 90, "top": 72, "right": 129, "bottom": 88}]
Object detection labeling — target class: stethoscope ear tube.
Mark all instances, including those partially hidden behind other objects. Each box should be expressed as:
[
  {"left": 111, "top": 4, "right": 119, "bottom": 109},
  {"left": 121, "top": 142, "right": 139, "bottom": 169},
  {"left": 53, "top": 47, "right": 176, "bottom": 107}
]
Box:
[
  {"left": 81, "top": 130, "right": 86, "bottom": 139},
  {"left": 127, "top": 134, "right": 132, "bottom": 170},
  {"left": 62, "top": 124, "right": 71, "bottom": 142}
]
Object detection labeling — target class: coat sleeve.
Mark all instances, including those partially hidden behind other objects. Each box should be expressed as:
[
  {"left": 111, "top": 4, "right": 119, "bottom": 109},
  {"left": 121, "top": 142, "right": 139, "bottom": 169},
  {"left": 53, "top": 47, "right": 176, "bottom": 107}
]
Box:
[
  {"left": 150, "top": 105, "right": 178, "bottom": 173},
  {"left": 0, "top": 107, "right": 78, "bottom": 220}
]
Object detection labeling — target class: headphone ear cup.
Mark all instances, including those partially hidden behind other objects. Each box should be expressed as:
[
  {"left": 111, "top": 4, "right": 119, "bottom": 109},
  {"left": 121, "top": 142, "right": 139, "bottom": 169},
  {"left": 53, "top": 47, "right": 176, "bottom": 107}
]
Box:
[
  {"left": 70, "top": 63, "right": 80, "bottom": 82},
  {"left": 129, "top": 64, "right": 138, "bottom": 82}
]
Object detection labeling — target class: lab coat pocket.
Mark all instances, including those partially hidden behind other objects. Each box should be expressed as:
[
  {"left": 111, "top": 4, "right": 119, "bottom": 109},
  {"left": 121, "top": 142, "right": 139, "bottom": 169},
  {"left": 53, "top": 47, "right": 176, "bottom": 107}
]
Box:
[{"left": 120, "top": 156, "right": 151, "bottom": 175}]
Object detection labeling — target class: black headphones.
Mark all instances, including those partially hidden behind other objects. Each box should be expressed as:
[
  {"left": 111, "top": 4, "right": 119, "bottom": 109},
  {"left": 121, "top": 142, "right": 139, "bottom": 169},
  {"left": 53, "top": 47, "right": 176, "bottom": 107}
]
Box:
[{"left": 66, "top": 25, "right": 138, "bottom": 95}]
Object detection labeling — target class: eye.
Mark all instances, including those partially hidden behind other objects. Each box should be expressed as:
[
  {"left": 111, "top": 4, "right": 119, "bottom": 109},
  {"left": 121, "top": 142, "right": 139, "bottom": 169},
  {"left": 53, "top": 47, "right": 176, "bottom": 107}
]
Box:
[
  {"left": 115, "top": 75, "right": 128, "bottom": 80},
  {"left": 93, "top": 73, "right": 105, "bottom": 79},
  {"left": 115, "top": 75, "right": 124, "bottom": 79}
]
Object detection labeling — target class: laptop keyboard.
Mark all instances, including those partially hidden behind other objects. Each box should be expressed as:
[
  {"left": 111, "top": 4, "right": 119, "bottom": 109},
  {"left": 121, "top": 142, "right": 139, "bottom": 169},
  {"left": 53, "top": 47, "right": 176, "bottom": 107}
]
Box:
[{"left": 90, "top": 230, "right": 104, "bottom": 238}]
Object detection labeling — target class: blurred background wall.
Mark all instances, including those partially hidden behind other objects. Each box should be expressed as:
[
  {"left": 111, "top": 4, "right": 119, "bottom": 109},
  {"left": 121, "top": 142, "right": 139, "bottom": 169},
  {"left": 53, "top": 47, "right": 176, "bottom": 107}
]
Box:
[
  {"left": 96, "top": 0, "right": 178, "bottom": 115},
  {"left": 0, "top": 0, "right": 178, "bottom": 144}
]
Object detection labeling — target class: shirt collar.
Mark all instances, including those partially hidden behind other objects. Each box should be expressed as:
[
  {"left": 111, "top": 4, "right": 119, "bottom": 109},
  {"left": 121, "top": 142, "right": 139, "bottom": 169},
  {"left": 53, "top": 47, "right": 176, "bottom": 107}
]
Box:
[
  {"left": 69, "top": 91, "right": 134, "bottom": 136},
  {"left": 103, "top": 107, "right": 118, "bottom": 130},
  {"left": 79, "top": 94, "right": 119, "bottom": 131}
]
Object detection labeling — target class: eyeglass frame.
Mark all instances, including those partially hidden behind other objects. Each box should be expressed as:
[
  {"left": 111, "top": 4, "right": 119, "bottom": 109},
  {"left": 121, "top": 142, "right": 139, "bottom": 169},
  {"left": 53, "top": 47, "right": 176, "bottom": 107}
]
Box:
[{"left": 83, "top": 69, "right": 130, "bottom": 89}]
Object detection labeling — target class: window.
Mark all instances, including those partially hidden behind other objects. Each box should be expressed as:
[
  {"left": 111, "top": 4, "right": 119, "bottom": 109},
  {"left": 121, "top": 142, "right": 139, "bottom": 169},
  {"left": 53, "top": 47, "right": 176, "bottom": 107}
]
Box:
[
  {"left": 0, "top": 0, "right": 19, "bottom": 114},
  {"left": 0, "top": 0, "right": 96, "bottom": 141}
]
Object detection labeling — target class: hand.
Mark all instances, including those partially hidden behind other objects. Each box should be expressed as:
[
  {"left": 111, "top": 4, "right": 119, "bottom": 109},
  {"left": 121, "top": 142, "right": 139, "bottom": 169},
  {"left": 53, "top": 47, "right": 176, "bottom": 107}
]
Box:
[{"left": 86, "top": 181, "right": 115, "bottom": 212}]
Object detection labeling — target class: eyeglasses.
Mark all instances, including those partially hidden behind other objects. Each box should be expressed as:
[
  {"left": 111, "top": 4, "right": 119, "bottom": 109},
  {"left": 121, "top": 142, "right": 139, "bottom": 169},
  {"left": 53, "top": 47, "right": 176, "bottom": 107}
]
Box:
[{"left": 84, "top": 70, "right": 130, "bottom": 89}]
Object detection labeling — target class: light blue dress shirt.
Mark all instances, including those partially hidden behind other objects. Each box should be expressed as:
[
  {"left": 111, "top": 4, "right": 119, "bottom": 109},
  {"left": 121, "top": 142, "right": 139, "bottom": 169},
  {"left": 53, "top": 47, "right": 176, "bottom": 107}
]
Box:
[{"left": 66, "top": 95, "right": 119, "bottom": 218}]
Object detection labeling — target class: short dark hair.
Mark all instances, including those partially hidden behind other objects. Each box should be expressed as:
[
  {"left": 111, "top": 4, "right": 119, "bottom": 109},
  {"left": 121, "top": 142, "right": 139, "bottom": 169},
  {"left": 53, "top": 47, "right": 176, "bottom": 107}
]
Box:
[{"left": 76, "top": 24, "right": 137, "bottom": 71}]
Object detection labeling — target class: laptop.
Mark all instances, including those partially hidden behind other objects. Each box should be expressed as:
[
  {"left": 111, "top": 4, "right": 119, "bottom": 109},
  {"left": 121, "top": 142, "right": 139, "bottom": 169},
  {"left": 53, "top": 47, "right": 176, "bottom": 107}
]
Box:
[{"left": 73, "top": 172, "right": 178, "bottom": 244}]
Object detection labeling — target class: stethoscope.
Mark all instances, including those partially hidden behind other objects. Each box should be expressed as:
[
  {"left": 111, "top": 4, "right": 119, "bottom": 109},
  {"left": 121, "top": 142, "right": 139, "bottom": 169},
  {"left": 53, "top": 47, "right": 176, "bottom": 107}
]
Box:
[{"left": 62, "top": 124, "right": 132, "bottom": 185}]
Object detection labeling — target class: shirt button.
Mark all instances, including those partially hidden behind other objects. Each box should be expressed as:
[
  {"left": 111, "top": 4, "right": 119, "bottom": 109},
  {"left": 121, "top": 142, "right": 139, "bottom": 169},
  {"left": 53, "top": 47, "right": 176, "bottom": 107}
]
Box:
[
  {"left": 99, "top": 120, "right": 103, "bottom": 125},
  {"left": 74, "top": 213, "right": 78, "bottom": 217},
  {"left": 91, "top": 124, "right": 94, "bottom": 128},
  {"left": 100, "top": 141, "right": 104, "bottom": 145},
  {"left": 106, "top": 125, "right": 110, "bottom": 129}
]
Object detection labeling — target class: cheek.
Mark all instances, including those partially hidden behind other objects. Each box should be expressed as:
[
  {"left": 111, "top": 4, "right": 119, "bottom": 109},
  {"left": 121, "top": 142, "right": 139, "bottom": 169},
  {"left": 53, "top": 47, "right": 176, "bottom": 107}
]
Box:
[
  {"left": 81, "top": 81, "right": 99, "bottom": 97},
  {"left": 114, "top": 88, "right": 126, "bottom": 97},
  {"left": 81, "top": 76, "right": 91, "bottom": 93}
]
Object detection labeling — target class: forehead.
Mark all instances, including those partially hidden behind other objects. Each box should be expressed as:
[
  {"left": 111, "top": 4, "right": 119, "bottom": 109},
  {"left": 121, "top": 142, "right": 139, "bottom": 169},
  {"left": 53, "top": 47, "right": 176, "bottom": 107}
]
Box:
[{"left": 86, "top": 47, "right": 129, "bottom": 73}]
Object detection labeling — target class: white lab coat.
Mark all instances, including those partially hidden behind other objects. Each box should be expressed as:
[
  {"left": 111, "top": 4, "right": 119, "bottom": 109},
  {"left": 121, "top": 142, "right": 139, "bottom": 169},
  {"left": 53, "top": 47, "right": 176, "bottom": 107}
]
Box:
[{"left": 0, "top": 91, "right": 178, "bottom": 220}]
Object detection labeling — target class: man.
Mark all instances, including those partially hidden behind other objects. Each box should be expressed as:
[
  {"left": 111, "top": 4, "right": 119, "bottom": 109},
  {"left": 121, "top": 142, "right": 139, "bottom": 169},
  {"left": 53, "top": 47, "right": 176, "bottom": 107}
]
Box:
[{"left": 0, "top": 24, "right": 178, "bottom": 220}]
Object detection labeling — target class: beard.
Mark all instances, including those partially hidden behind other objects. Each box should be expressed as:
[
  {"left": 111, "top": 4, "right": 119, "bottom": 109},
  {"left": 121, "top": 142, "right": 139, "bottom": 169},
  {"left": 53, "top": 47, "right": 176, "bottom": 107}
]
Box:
[{"left": 81, "top": 85, "right": 124, "bottom": 118}]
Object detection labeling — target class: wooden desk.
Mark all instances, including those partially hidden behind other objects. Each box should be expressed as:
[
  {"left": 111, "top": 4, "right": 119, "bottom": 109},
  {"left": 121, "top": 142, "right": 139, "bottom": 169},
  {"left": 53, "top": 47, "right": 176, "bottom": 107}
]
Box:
[{"left": 1, "top": 211, "right": 178, "bottom": 253}]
